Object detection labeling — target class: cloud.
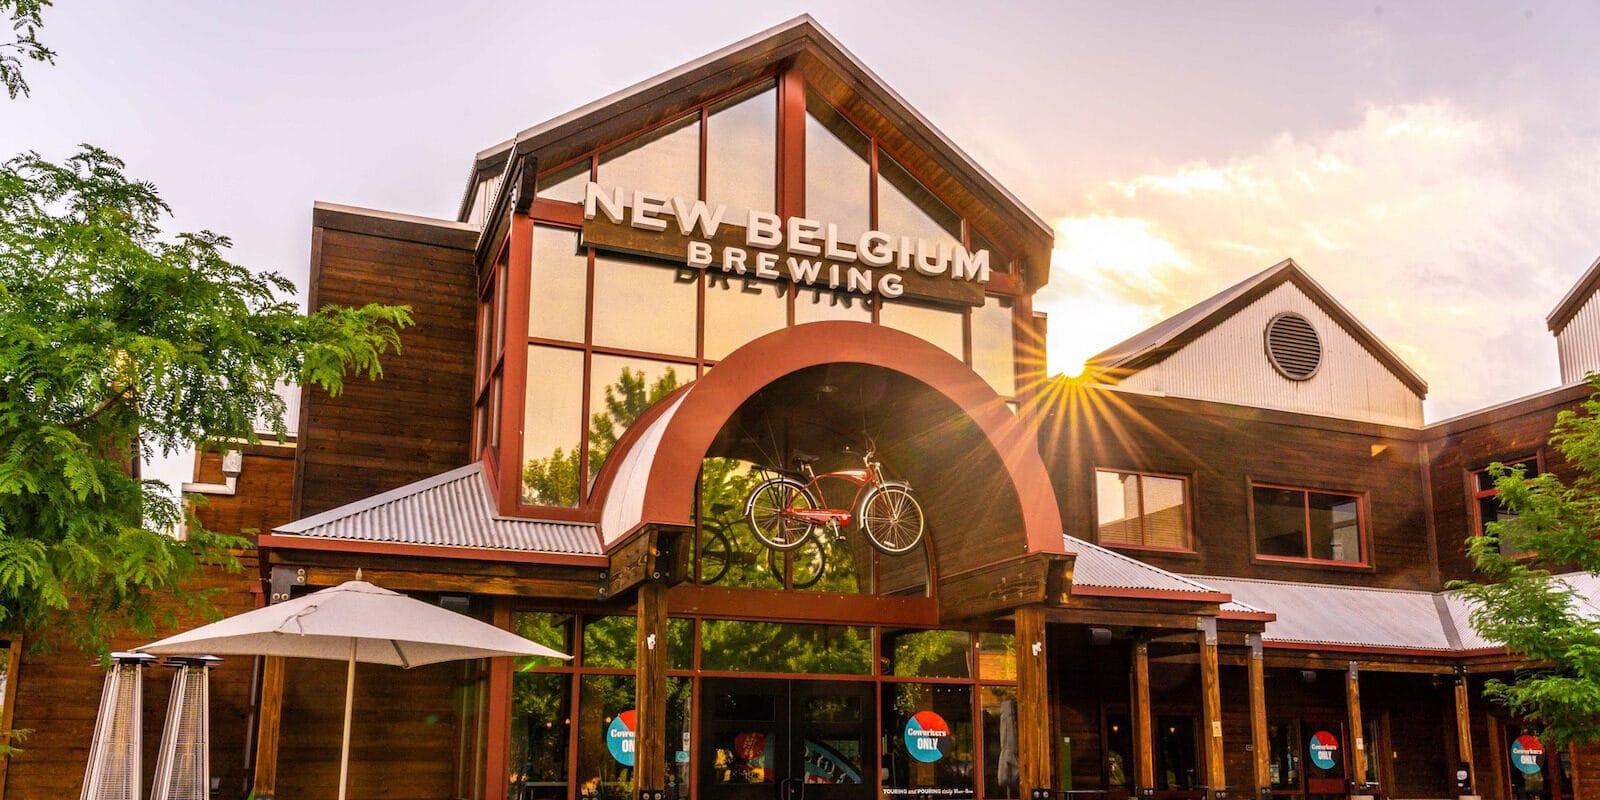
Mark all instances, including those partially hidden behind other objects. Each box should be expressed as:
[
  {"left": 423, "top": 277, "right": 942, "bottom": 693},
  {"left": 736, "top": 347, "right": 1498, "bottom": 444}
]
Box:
[{"left": 1038, "top": 99, "right": 1600, "bottom": 417}]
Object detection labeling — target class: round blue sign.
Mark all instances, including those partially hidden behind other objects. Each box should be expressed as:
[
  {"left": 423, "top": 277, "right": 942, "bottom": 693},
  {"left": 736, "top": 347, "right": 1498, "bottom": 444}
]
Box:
[
  {"left": 1308, "top": 731, "right": 1339, "bottom": 770},
  {"left": 904, "top": 711, "right": 951, "bottom": 763},
  {"left": 1511, "top": 735, "right": 1545, "bottom": 776},
  {"left": 607, "top": 710, "right": 636, "bottom": 766}
]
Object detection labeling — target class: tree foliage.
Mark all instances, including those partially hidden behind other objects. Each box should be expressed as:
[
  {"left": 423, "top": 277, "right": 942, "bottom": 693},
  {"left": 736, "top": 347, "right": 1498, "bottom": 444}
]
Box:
[
  {"left": 1453, "top": 375, "right": 1600, "bottom": 746},
  {"left": 0, "top": 146, "right": 412, "bottom": 654},
  {"left": 1, "top": 0, "right": 53, "bottom": 99},
  {"left": 521, "top": 367, "right": 682, "bottom": 506}
]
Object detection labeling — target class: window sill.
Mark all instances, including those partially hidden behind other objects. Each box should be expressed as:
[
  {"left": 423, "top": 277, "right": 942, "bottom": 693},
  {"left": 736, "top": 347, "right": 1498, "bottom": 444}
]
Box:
[
  {"left": 1253, "top": 554, "right": 1373, "bottom": 571},
  {"left": 1102, "top": 543, "right": 1200, "bottom": 560}
]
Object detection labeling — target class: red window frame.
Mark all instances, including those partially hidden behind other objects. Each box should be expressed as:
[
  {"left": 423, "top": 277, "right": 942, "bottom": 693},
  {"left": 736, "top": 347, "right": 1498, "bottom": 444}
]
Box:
[
  {"left": 1249, "top": 482, "right": 1370, "bottom": 568},
  {"left": 1092, "top": 468, "right": 1195, "bottom": 554},
  {"left": 1470, "top": 455, "right": 1539, "bottom": 555}
]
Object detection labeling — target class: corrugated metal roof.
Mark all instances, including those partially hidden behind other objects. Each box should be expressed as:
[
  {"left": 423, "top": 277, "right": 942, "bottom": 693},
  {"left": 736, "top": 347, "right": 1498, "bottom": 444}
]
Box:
[
  {"left": 1200, "top": 576, "right": 1459, "bottom": 650},
  {"left": 274, "top": 463, "right": 602, "bottom": 556},
  {"left": 1065, "top": 535, "right": 1229, "bottom": 597}
]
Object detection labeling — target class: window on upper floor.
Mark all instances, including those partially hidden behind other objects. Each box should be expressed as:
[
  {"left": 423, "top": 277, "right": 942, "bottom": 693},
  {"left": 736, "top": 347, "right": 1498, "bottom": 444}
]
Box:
[
  {"left": 1472, "top": 456, "right": 1538, "bottom": 557},
  {"left": 1251, "top": 484, "right": 1367, "bottom": 565},
  {"left": 1095, "top": 469, "right": 1192, "bottom": 552}
]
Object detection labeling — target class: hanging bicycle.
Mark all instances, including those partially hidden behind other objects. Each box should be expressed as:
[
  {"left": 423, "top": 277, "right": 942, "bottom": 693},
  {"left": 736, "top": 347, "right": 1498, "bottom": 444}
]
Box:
[{"left": 743, "top": 440, "right": 925, "bottom": 556}]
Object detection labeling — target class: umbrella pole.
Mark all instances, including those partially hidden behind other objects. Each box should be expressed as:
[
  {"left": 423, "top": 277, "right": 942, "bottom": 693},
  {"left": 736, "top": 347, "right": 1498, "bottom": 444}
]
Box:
[{"left": 339, "top": 639, "right": 356, "bottom": 800}]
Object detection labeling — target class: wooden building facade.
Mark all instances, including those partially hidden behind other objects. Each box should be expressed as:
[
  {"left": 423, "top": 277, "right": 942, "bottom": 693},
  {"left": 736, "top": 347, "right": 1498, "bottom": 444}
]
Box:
[{"left": 2, "top": 14, "right": 1598, "bottom": 800}]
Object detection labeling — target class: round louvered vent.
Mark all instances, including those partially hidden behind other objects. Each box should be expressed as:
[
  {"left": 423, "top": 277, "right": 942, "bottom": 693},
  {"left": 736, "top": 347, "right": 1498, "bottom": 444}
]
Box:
[{"left": 1264, "top": 312, "right": 1322, "bottom": 380}]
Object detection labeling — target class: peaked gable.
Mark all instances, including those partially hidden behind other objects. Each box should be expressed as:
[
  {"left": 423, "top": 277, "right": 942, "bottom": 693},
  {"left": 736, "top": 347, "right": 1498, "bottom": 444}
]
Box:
[{"left": 1088, "top": 259, "right": 1427, "bottom": 426}]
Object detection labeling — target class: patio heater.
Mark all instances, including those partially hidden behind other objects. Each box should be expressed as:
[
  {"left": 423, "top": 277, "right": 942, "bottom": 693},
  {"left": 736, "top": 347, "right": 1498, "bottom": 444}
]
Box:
[
  {"left": 150, "top": 656, "right": 221, "bottom": 800},
  {"left": 81, "top": 652, "right": 157, "bottom": 800}
]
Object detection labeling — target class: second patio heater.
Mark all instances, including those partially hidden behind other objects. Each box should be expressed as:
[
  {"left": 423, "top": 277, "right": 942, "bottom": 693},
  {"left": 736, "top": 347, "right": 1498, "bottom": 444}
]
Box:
[{"left": 150, "top": 656, "right": 221, "bottom": 800}]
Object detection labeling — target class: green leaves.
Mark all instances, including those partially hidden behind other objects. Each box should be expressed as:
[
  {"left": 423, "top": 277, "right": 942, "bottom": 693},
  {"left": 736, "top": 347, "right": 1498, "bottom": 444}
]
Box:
[
  {"left": 0, "top": 146, "right": 411, "bottom": 655},
  {"left": 1452, "top": 374, "right": 1600, "bottom": 747},
  {"left": 0, "top": 1, "right": 53, "bottom": 100}
]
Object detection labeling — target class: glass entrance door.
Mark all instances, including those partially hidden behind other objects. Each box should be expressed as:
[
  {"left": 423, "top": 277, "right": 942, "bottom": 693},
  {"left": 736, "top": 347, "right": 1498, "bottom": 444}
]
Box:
[
  {"left": 700, "top": 678, "right": 875, "bottom": 800},
  {"left": 1303, "top": 719, "right": 1348, "bottom": 800},
  {"left": 1504, "top": 725, "right": 1571, "bottom": 800}
]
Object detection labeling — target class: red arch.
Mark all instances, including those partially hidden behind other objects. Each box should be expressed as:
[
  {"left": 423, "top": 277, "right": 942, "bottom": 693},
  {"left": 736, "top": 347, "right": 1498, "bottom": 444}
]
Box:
[{"left": 598, "top": 321, "right": 1065, "bottom": 556}]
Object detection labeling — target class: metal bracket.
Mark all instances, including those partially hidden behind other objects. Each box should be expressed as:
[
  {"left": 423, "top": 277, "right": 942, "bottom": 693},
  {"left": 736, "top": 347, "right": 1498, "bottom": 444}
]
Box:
[{"left": 269, "top": 565, "right": 306, "bottom": 604}]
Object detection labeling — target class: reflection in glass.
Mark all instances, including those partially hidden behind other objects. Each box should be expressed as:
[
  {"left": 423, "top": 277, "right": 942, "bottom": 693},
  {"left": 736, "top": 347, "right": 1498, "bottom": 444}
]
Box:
[
  {"left": 804, "top": 92, "right": 871, "bottom": 241},
  {"left": 520, "top": 346, "right": 583, "bottom": 506},
  {"left": 587, "top": 355, "right": 687, "bottom": 483},
  {"left": 577, "top": 675, "right": 634, "bottom": 800},
  {"left": 1102, "top": 711, "right": 1131, "bottom": 792},
  {"left": 583, "top": 616, "right": 636, "bottom": 669},
  {"left": 1157, "top": 715, "right": 1199, "bottom": 790},
  {"left": 698, "top": 620, "right": 872, "bottom": 674},
  {"left": 970, "top": 295, "right": 1016, "bottom": 396},
  {"left": 969, "top": 228, "right": 1011, "bottom": 274},
  {"left": 1309, "top": 492, "right": 1362, "bottom": 563},
  {"left": 1096, "top": 471, "right": 1190, "bottom": 550},
  {"left": 529, "top": 226, "right": 587, "bottom": 343},
  {"left": 1267, "top": 719, "right": 1301, "bottom": 790},
  {"left": 697, "top": 458, "right": 782, "bottom": 590},
  {"left": 794, "top": 287, "right": 872, "bottom": 325},
  {"left": 880, "top": 301, "right": 964, "bottom": 360},
  {"left": 977, "top": 633, "right": 1016, "bottom": 681},
  {"left": 514, "top": 612, "right": 575, "bottom": 669},
  {"left": 1253, "top": 486, "right": 1308, "bottom": 558},
  {"left": 592, "top": 254, "right": 697, "bottom": 357},
  {"left": 884, "top": 630, "right": 972, "bottom": 678},
  {"left": 597, "top": 114, "right": 700, "bottom": 203},
  {"left": 706, "top": 84, "right": 776, "bottom": 223},
  {"left": 538, "top": 158, "right": 591, "bottom": 204},
  {"left": 882, "top": 682, "right": 976, "bottom": 799},
  {"left": 877, "top": 149, "right": 961, "bottom": 249},
  {"left": 704, "top": 276, "right": 786, "bottom": 361},
  {"left": 510, "top": 671, "right": 570, "bottom": 800}
]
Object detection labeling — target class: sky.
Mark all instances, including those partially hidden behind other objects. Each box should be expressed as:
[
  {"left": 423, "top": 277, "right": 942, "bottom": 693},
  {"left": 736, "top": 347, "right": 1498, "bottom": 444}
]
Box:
[{"left": 6, "top": 2, "right": 1600, "bottom": 491}]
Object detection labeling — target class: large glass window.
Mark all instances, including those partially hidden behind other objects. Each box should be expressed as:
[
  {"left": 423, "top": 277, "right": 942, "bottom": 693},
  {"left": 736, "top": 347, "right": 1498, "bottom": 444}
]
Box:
[
  {"left": 704, "top": 276, "right": 786, "bottom": 361},
  {"left": 1095, "top": 470, "right": 1191, "bottom": 551},
  {"left": 804, "top": 92, "right": 871, "bottom": 241},
  {"left": 538, "top": 158, "right": 591, "bottom": 205},
  {"left": 880, "top": 301, "right": 964, "bottom": 360},
  {"left": 1252, "top": 485, "right": 1366, "bottom": 564},
  {"left": 1156, "top": 715, "right": 1200, "bottom": 791},
  {"left": 698, "top": 621, "right": 873, "bottom": 675},
  {"left": 794, "top": 287, "right": 872, "bottom": 325},
  {"left": 529, "top": 225, "right": 587, "bottom": 343},
  {"left": 876, "top": 149, "right": 961, "bottom": 250},
  {"left": 596, "top": 114, "right": 700, "bottom": 203},
  {"left": 1473, "top": 457, "right": 1537, "bottom": 557},
  {"left": 882, "top": 682, "right": 976, "bottom": 799},
  {"left": 705, "top": 83, "right": 776, "bottom": 223},
  {"left": 970, "top": 296, "right": 1016, "bottom": 397},
  {"left": 591, "top": 254, "right": 697, "bottom": 357},
  {"left": 883, "top": 629, "right": 972, "bottom": 679},
  {"left": 521, "top": 346, "right": 584, "bottom": 506}
]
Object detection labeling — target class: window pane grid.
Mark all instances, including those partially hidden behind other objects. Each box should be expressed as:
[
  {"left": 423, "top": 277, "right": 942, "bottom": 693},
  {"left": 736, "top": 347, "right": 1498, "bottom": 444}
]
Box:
[
  {"left": 1251, "top": 484, "right": 1366, "bottom": 565},
  {"left": 1095, "top": 469, "right": 1190, "bottom": 551}
]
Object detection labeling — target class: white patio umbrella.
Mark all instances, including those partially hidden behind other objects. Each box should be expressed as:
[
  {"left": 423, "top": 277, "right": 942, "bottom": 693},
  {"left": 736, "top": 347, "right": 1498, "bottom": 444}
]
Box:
[{"left": 137, "top": 579, "right": 569, "bottom": 800}]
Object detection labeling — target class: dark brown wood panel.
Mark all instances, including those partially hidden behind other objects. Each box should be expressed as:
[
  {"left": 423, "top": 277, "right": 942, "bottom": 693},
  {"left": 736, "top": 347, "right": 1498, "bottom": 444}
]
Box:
[
  {"left": 294, "top": 220, "right": 478, "bottom": 519},
  {"left": 191, "top": 441, "right": 298, "bottom": 538}
]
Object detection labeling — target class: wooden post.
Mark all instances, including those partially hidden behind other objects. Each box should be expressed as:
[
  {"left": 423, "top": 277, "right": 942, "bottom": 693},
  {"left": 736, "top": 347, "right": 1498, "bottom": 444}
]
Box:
[
  {"left": 1454, "top": 670, "right": 1477, "bottom": 797},
  {"left": 1346, "top": 662, "right": 1370, "bottom": 799},
  {"left": 251, "top": 656, "right": 286, "bottom": 800},
  {"left": 1198, "top": 618, "right": 1225, "bottom": 800},
  {"left": 485, "top": 600, "right": 514, "bottom": 800},
  {"left": 1132, "top": 637, "right": 1155, "bottom": 797},
  {"left": 1016, "top": 605, "right": 1052, "bottom": 799},
  {"left": 1247, "top": 635, "right": 1270, "bottom": 798},
  {"left": 635, "top": 582, "right": 668, "bottom": 798}
]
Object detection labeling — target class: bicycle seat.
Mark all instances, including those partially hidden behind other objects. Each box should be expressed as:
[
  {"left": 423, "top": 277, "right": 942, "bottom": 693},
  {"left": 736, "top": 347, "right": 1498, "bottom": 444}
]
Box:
[{"left": 792, "top": 451, "right": 820, "bottom": 466}]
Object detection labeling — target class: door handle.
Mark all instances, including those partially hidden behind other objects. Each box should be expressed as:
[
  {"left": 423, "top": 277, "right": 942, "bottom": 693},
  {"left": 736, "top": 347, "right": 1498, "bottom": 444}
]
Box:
[{"left": 780, "top": 777, "right": 804, "bottom": 800}]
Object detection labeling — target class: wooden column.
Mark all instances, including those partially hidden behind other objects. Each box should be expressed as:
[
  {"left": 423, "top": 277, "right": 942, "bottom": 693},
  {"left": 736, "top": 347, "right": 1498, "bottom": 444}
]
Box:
[
  {"left": 251, "top": 655, "right": 286, "bottom": 800},
  {"left": 1016, "top": 605, "right": 1052, "bottom": 798},
  {"left": 1198, "top": 618, "right": 1226, "bottom": 800},
  {"left": 1346, "top": 662, "right": 1370, "bottom": 798},
  {"left": 1247, "top": 635, "right": 1270, "bottom": 798},
  {"left": 635, "top": 582, "right": 669, "bottom": 798},
  {"left": 485, "top": 599, "right": 514, "bottom": 800},
  {"left": 1132, "top": 638, "right": 1155, "bottom": 797},
  {"left": 1454, "top": 671, "right": 1476, "bottom": 797}
]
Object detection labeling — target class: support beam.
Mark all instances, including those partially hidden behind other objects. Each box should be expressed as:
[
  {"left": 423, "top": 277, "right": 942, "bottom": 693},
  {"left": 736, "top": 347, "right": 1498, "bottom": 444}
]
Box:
[
  {"left": 250, "top": 656, "right": 285, "bottom": 800},
  {"left": 1199, "top": 619, "right": 1225, "bottom": 800},
  {"left": 1454, "top": 670, "right": 1477, "bottom": 798},
  {"left": 1131, "top": 638, "right": 1155, "bottom": 798},
  {"left": 1248, "top": 635, "right": 1270, "bottom": 798},
  {"left": 635, "top": 582, "right": 668, "bottom": 798},
  {"left": 485, "top": 600, "right": 514, "bottom": 800},
  {"left": 1016, "top": 605, "right": 1052, "bottom": 799},
  {"left": 1347, "top": 662, "right": 1371, "bottom": 799}
]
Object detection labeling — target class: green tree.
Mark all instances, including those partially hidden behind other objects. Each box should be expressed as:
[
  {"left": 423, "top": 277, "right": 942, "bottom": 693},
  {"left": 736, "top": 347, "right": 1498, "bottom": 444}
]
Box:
[
  {"left": 0, "top": 146, "right": 412, "bottom": 655},
  {"left": 522, "top": 366, "right": 681, "bottom": 505},
  {"left": 1453, "top": 375, "right": 1600, "bottom": 746},
  {"left": 1, "top": 0, "right": 54, "bottom": 99}
]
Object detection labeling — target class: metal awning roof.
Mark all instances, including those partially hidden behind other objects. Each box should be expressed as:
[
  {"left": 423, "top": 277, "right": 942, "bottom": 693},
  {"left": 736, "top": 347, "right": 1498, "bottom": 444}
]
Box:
[
  {"left": 272, "top": 462, "right": 602, "bottom": 557},
  {"left": 1064, "top": 535, "right": 1239, "bottom": 604}
]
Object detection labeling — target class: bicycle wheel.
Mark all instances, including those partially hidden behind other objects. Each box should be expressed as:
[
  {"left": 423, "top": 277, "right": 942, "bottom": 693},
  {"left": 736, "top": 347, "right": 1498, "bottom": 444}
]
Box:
[
  {"left": 768, "top": 538, "right": 828, "bottom": 589},
  {"left": 744, "top": 478, "right": 816, "bottom": 551},
  {"left": 699, "top": 526, "right": 732, "bottom": 585},
  {"left": 858, "top": 484, "right": 924, "bottom": 555}
]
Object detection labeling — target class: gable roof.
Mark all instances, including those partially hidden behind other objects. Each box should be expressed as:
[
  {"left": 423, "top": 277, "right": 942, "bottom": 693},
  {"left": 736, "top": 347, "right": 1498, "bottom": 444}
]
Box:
[
  {"left": 1064, "top": 535, "right": 1240, "bottom": 604},
  {"left": 1547, "top": 254, "right": 1600, "bottom": 334},
  {"left": 271, "top": 462, "right": 603, "bottom": 558},
  {"left": 458, "top": 15, "right": 1053, "bottom": 283},
  {"left": 1085, "top": 258, "right": 1428, "bottom": 397}
]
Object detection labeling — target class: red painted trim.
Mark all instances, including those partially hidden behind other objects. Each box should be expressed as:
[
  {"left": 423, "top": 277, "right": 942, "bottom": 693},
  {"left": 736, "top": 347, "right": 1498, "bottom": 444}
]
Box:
[
  {"left": 588, "top": 321, "right": 1064, "bottom": 555},
  {"left": 1068, "top": 584, "right": 1235, "bottom": 604},
  {"left": 484, "top": 599, "right": 513, "bottom": 800},
  {"left": 776, "top": 65, "right": 806, "bottom": 220},
  {"left": 499, "top": 217, "right": 534, "bottom": 514},
  {"left": 256, "top": 534, "right": 609, "bottom": 567},
  {"left": 529, "top": 198, "right": 583, "bottom": 226}
]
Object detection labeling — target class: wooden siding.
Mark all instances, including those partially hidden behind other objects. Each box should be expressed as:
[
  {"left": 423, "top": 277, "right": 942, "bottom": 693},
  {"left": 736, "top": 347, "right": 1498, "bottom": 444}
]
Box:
[
  {"left": 1116, "top": 282, "right": 1424, "bottom": 427},
  {"left": 295, "top": 209, "right": 479, "bottom": 519},
  {"left": 190, "top": 440, "right": 298, "bottom": 538},
  {"left": 1042, "top": 386, "right": 1434, "bottom": 588},
  {"left": 1422, "top": 383, "right": 1588, "bottom": 585}
]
